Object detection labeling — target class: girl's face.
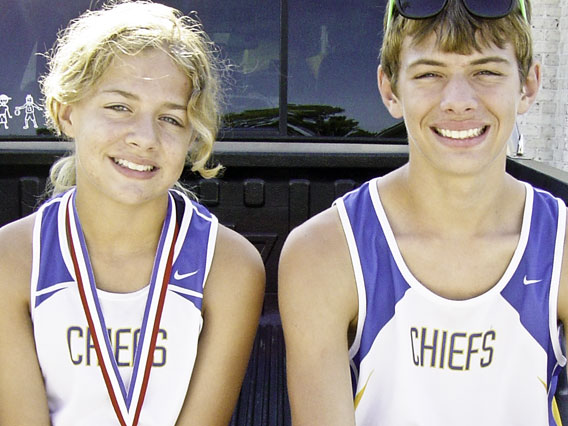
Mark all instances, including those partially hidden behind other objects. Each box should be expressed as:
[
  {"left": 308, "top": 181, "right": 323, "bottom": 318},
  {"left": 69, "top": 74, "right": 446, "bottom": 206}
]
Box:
[{"left": 59, "top": 48, "right": 193, "bottom": 207}]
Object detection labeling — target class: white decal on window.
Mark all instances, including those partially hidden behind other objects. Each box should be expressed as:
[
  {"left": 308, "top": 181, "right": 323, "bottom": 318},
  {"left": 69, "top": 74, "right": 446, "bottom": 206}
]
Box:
[
  {"left": 0, "top": 94, "right": 13, "bottom": 130},
  {"left": 14, "top": 94, "right": 42, "bottom": 129}
]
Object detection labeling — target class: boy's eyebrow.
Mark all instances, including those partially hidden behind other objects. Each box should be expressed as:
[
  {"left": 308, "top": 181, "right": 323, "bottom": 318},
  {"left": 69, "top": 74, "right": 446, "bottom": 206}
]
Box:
[
  {"left": 101, "top": 89, "right": 188, "bottom": 110},
  {"left": 408, "top": 56, "right": 512, "bottom": 69},
  {"left": 468, "top": 56, "right": 512, "bottom": 66},
  {"left": 407, "top": 59, "right": 445, "bottom": 69}
]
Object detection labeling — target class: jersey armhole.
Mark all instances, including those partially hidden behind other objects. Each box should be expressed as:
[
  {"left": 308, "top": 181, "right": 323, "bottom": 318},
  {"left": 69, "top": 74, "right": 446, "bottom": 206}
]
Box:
[
  {"left": 335, "top": 198, "right": 367, "bottom": 362},
  {"left": 550, "top": 198, "right": 567, "bottom": 366},
  {"left": 29, "top": 206, "right": 44, "bottom": 320},
  {"left": 202, "top": 216, "right": 218, "bottom": 289}
]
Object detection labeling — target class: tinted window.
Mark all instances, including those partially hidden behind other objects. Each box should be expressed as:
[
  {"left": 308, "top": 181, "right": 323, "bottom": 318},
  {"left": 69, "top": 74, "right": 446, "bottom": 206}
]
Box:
[
  {"left": 0, "top": 0, "right": 87, "bottom": 138},
  {"left": 288, "top": 0, "right": 393, "bottom": 136},
  {"left": 0, "top": 0, "right": 397, "bottom": 140},
  {"left": 187, "top": 0, "right": 282, "bottom": 136}
]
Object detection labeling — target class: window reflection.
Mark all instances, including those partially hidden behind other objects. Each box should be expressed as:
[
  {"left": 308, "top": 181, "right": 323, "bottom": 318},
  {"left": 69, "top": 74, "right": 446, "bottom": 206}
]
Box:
[
  {"left": 184, "top": 0, "right": 280, "bottom": 115},
  {"left": 288, "top": 0, "right": 397, "bottom": 136},
  {"left": 0, "top": 0, "right": 397, "bottom": 140}
]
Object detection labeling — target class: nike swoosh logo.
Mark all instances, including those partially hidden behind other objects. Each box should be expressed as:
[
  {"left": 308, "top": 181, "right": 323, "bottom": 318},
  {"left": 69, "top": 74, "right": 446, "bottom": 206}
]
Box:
[
  {"left": 173, "top": 270, "right": 199, "bottom": 280},
  {"left": 523, "top": 276, "right": 542, "bottom": 285}
]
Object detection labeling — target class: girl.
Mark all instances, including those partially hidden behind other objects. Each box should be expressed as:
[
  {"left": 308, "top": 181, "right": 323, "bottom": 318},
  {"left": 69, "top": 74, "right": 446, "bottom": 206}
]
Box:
[{"left": 0, "top": 2, "right": 265, "bottom": 425}]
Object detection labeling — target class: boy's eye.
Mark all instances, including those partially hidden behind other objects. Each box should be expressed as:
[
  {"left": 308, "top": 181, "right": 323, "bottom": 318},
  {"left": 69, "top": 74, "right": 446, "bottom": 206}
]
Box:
[
  {"left": 415, "top": 72, "right": 439, "bottom": 79},
  {"left": 476, "top": 70, "right": 502, "bottom": 77}
]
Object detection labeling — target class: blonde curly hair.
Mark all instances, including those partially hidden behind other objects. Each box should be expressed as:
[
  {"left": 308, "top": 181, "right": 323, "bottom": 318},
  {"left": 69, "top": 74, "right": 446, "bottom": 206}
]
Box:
[{"left": 40, "top": 0, "right": 225, "bottom": 195}]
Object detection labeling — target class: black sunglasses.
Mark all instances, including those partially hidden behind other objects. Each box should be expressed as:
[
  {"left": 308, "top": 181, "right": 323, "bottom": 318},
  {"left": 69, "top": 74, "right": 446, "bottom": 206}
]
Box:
[{"left": 386, "top": 0, "right": 528, "bottom": 30}]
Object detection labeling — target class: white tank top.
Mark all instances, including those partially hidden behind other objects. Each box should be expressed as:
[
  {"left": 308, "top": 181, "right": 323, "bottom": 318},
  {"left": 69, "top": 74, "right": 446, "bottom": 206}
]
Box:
[{"left": 31, "top": 188, "right": 218, "bottom": 425}]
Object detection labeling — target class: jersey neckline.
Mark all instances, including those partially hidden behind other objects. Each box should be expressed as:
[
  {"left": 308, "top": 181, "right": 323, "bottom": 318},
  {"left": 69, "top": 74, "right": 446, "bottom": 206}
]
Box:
[{"left": 369, "top": 177, "right": 533, "bottom": 307}]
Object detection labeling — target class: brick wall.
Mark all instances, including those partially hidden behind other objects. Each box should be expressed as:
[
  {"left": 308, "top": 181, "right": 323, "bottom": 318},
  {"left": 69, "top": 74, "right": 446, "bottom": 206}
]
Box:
[{"left": 518, "top": 0, "right": 568, "bottom": 170}]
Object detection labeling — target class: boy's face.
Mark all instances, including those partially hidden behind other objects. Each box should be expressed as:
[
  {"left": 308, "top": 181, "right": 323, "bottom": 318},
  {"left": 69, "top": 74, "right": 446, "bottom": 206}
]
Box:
[{"left": 378, "top": 32, "right": 540, "bottom": 177}]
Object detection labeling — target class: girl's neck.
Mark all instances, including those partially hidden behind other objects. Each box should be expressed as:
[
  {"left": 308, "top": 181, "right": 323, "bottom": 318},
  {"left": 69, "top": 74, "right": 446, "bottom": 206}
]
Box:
[{"left": 74, "top": 189, "right": 169, "bottom": 257}]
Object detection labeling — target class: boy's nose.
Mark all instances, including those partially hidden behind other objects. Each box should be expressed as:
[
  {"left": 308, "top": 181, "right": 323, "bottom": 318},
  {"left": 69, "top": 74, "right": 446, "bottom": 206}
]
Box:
[{"left": 439, "top": 75, "right": 478, "bottom": 115}]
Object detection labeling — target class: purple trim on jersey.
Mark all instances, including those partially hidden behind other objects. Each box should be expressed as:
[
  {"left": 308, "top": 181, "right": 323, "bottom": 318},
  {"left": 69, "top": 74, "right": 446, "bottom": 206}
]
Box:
[
  {"left": 34, "top": 188, "right": 213, "bottom": 322},
  {"left": 36, "top": 288, "right": 66, "bottom": 306},
  {"left": 168, "top": 193, "right": 213, "bottom": 311},
  {"left": 500, "top": 189, "right": 561, "bottom": 388},
  {"left": 190, "top": 197, "right": 214, "bottom": 219},
  {"left": 35, "top": 200, "right": 73, "bottom": 307},
  {"left": 341, "top": 181, "right": 411, "bottom": 374}
]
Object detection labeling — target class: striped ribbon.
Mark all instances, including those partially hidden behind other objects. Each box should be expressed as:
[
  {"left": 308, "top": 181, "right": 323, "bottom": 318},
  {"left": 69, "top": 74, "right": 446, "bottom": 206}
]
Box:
[{"left": 65, "top": 191, "right": 178, "bottom": 425}]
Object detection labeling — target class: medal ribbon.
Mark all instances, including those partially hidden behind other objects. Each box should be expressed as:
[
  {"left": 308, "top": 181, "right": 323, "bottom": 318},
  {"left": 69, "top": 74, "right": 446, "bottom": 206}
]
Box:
[{"left": 65, "top": 191, "right": 179, "bottom": 426}]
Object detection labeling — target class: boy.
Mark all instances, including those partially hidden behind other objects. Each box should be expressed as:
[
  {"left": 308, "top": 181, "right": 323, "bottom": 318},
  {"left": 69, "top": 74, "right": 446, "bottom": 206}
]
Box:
[{"left": 279, "top": 0, "right": 567, "bottom": 425}]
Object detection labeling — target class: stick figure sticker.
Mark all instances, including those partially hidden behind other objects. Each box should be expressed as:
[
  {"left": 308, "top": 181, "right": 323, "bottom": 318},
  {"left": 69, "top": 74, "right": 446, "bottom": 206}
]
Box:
[
  {"left": 0, "top": 93, "right": 44, "bottom": 131},
  {"left": 0, "top": 94, "right": 12, "bottom": 130},
  {"left": 15, "top": 94, "right": 42, "bottom": 129}
]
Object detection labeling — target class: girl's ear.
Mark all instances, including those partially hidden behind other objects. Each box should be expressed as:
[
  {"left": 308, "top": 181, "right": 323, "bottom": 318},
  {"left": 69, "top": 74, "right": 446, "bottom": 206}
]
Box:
[
  {"left": 56, "top": 101, "right": 75, "bottom": 138},
  {"left": 377, "top": 65, "right": 403, "bottom": 119},
  {"left": 518, "top": 61, "right": 541, "bottom": 115}
]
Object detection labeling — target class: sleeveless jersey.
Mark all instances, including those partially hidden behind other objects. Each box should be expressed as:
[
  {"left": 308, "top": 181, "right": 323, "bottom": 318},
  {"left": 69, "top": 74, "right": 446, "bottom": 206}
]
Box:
[
  {"left": 335, "top": 178, "right": 567, "bottom": 426},
  {"left": 30, "top": 188, "right": 218, "bottom": 426}
]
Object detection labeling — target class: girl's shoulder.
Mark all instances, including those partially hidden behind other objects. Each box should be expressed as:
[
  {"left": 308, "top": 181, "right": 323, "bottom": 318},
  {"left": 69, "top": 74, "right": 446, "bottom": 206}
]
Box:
[
  {"left": 0, "top": 213, "right": 36, "bottom": 302},
  {"left": 213, "top": 224, "right": 265, "bottom": 278},
  {"left": 0, "top": 213, "right": 36, "bottom": 260},
  {"left": 203, "top": 224, "right": 265, "bottom": 306}
]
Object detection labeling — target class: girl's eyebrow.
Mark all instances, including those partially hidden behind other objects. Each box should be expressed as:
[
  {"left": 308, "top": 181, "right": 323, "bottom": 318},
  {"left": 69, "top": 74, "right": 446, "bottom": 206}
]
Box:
[
  {"left": 101, "top": 89, "right": 138, "bottom": 99},
  {"left": 101, "top": 89, "right": 187, "bottom": 111}
]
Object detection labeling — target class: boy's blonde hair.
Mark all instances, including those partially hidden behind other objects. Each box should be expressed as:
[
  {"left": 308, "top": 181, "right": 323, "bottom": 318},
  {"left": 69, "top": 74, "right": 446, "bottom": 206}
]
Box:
[
  {"left": 40, "top": 0, "right": 225, "bottom": 195},
  {"left": 380, "top": 0, "right": 533, "bottom": 94}
]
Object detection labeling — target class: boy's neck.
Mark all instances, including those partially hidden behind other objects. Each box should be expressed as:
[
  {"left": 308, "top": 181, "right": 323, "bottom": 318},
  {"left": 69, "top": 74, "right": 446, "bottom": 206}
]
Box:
[{"left": 383, "top": 162, "right": 525, "bottom": 237}]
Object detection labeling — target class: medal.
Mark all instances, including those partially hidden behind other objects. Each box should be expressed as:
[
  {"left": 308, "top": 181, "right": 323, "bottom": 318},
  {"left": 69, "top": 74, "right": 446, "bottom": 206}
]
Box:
[{"left": 65, "top": 190, "right": 179, "bottom": 426}]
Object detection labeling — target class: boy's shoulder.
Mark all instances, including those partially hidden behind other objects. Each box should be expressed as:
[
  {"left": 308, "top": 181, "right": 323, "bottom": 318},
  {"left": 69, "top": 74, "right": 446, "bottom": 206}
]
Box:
[
  {"left": 284, "top": 206, "right": 346, "bottom": 259},
  {"left": 280, "top": 205, "right": 357, "bottom": 307}
]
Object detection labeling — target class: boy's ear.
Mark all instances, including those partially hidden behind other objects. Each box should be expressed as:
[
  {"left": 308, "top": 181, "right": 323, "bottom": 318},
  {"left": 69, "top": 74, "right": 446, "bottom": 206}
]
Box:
[
  {"left": 518, "top": 61, "right": 541, "bottom": 115},
  {"left": 377, "top": 65, "right": 403, "bottom": 119},
  {"left": 56, "top": 101, "right": 75, "bottom": 138}
]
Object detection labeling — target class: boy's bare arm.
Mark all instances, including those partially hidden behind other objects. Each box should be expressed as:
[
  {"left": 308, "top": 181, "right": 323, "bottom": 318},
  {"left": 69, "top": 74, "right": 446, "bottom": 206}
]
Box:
[
  {"left": 279, "top": 206, "right": 358, "bottom": 426},
  {"left": 557, "top": 209, "right": 568, "bottom": 366}
]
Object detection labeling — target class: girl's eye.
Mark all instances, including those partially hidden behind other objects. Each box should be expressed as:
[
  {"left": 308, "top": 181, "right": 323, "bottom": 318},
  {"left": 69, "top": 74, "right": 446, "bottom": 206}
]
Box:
[
  {"left": 105, "top": 104, "right": 130, "bottom": 112},
  {"left": 161, "top": 116, "right": 183, "bottom": 127}
]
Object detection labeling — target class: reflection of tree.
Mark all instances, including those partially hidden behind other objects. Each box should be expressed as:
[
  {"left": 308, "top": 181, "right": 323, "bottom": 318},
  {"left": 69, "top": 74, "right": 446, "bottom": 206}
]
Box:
[{"left": 223, "top": 104, "right": 377, "bottom": 137}]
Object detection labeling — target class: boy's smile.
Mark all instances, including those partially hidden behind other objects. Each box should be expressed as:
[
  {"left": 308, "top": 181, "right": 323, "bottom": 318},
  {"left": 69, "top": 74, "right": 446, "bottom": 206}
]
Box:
[{"left": 379, "top": 32, "right": 540, "bottom": 176}]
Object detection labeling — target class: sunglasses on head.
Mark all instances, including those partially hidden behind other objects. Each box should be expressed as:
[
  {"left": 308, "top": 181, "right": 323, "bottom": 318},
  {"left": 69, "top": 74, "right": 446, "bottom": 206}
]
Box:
[{"left": 386, "top": 0, "right": 528, "bottom": 31}]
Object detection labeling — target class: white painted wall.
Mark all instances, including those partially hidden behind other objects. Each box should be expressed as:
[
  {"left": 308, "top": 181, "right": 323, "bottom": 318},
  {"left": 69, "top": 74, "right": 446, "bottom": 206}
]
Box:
[{"left": 518, "top": 0, "right": 568, "bottom": 170}]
